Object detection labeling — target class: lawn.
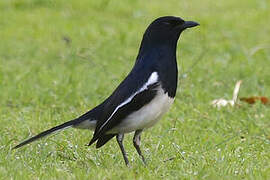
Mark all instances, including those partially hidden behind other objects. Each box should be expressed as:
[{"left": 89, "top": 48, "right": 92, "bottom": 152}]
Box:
[{"left": 0, "top": 0, "right": 270, "bottom": 179}]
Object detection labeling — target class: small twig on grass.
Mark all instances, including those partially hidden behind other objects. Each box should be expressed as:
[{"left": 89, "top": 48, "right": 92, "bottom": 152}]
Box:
[
  {"left": 179, "top": 49, "right": 207, "bottom": 80},
  {"left": 163, "top": 157, "right": 176, "bottom": 162},
  {"left": 76, "top": 48, "right": 110, "bottom": 76},
  {"left": 179, "top": 43, "right": 208, "bottom": 81},
  {"left": 205, "top": 131, "right": 242, "bottom": 152}
]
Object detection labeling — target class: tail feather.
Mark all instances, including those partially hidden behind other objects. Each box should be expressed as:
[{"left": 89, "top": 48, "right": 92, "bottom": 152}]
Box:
[{"left": 13, "top": 118, "right": 82, "bottom": 149}]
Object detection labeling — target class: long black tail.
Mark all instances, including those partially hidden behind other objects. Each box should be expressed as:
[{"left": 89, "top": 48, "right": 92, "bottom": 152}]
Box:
[{"left": 13, "top": 118, "right": 82, "bottom": 149}]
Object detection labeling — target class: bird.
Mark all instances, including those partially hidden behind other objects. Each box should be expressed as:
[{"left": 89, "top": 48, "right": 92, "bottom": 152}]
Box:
[{"left": 13, "top": 16, "right": 199, "bottom": 166}]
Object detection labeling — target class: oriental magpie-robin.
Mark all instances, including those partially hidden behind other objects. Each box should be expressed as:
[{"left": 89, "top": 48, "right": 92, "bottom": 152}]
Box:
[{"left": 13, "top": 16, "right": 199, "bottom": 166}]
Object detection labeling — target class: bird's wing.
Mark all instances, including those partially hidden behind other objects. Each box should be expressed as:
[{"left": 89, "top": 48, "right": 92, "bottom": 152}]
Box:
[{"left": 88, "top": 71, "right": 160, "bottom": 146}]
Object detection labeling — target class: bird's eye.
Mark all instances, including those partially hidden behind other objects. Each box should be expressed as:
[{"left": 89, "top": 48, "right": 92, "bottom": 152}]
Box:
[{"left": 170, "top": 20, "right": 181, "bottom": 26}]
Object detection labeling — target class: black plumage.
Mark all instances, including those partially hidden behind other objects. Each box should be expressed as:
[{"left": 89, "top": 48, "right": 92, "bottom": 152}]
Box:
[{"left": 13, "top": 16, "right": 199, "bottom": 166}]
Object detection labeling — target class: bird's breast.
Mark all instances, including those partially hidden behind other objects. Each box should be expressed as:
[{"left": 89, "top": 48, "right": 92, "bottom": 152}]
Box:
[{"left": 110, "top": 86, "right": 174, "bottom": 133}]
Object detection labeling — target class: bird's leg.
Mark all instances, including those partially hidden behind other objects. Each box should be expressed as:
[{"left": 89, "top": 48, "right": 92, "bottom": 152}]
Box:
[
  {"left": 133, "top": 130, "right": 146, "bottom": 164},
  {"left": 116, "top": 134, "right": 129, "bottom": 166}
]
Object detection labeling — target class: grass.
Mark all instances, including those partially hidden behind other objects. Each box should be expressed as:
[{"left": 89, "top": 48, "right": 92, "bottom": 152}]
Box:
[{"left": 0, "top": 0, "right": 270, "bottom": 179}]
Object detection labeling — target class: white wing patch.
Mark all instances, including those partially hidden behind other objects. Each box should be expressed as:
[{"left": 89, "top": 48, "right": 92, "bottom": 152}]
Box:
[{"left": 98, "top": 72, "right": 159, "bottom": 132}]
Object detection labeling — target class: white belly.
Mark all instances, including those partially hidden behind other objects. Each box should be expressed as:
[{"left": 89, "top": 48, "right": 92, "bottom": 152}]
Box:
[
  {"left": 74, "top": 86, "right": 174, "bottom": 134},
  {"left": 110, "top": 87, "right": 174, "bottom": 133}
]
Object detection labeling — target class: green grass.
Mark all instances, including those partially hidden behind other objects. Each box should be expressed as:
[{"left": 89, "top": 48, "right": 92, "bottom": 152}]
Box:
[{"left": 1, "top": 0, "right": 270, "bottom": 179}]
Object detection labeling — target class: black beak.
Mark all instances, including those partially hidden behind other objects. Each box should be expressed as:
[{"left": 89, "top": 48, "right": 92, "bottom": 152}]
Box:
[{"left": 183, "top": 21, "right": 199, "bottom": 29}]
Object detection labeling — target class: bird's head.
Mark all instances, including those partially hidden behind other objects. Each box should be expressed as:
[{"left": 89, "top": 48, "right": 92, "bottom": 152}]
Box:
[{"left": 140, "top": 16, "right": 199, "bottom": 51}]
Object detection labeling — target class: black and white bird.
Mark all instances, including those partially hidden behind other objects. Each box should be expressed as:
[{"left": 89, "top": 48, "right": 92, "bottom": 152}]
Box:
[{"left": 13, "top": 16, "right": 199, "bottom": 166}]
